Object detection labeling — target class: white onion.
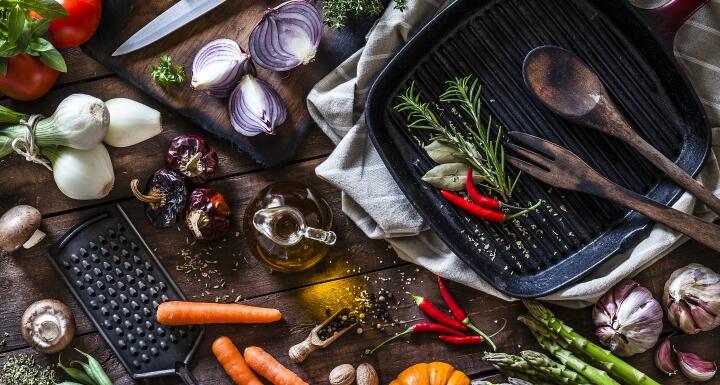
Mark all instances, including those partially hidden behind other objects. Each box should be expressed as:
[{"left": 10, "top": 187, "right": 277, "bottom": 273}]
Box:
[
  {"left": 249, "top": 0, "right": 323, "bottom": 71},
  {"left": 42, "top": 144, "right": 115, "bottom": 200},
  {"left": 192, "top": 39, "right": 255, "bottom": 98},
  {"left": 103, "top": 98, "right": 162, "bottom": 147},
  {"left": 229, "top": 74, "right": 287, "bottom": 136}
]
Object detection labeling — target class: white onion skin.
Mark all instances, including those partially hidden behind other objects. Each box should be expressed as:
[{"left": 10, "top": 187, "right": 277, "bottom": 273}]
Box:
[
  {"left": 103, "top": 98, "right": 162, "bottom": 147},
  {"left": 43, "top": 144, "right": 115, "bottom": 200},
  {"left": 192, "top": 39, "right": 255, "bottom": 98},
  {"left": 249, "top": 0, "right": 323, "bottom": 71},
  {"left": 229, "top": 74, "right": 287, "bottom": 136}
]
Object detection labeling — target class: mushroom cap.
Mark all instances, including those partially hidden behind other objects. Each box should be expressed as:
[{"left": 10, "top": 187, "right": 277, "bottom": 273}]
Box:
[
  {"left": 21, "top": 299, "right": 75, "bottom": 354},
  {"left": 0, "top": 205, "right": 42, "bottom": 253}
]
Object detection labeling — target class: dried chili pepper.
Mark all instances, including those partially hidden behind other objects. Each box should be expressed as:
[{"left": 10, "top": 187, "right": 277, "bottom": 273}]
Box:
[
  {"left": 412, "top": 295, "right": 467, "bottom": 331},
  {"left": 166, "top": 135, "right": 219, "bottom": 183},
  {"left": 437, "top": 276, "right": 496, "bottom": 351},
  {"left": 441, "top": 190, "right": 541, "bottom": 223},
  {"left": 438, "top": 335, "right": 483, "bottom": 345},
  {"left": 185, "top": 188, "right": 231, "bottom": 241},
  {"left": 130, "top": 169, "right": 188, "bottom": 228},
  {"left": 368, "top": 322, "right": 464, "bottom": 354}
]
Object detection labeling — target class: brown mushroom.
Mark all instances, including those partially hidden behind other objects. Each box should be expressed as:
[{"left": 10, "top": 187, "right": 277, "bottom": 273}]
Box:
[
  {"left": 0, "top": 205, "right": 45, "bottom": 255},
  {"left": 21, "top": 299, "right": 75, "bottom": 354}
]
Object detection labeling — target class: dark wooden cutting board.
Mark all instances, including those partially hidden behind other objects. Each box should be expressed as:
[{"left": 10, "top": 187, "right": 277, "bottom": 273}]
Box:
[{"left": 82, "top": 0, "right": 376, "bottom": 167}]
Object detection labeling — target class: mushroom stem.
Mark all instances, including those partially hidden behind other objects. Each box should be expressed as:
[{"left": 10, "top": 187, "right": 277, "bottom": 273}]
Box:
[{"left": 22, "top": 229, "right": 46, "bottom": 249}]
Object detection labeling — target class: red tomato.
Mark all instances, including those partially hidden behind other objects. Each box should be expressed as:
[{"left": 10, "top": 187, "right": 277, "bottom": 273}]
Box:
[
  {"left": 0, "top": 55, "right": 59, "bottom": 101},
  {"left": 32, "top": 0, "right": 102, "bottom": 48}
]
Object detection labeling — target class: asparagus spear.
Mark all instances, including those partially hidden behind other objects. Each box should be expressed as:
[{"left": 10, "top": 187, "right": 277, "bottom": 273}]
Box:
[
  {"left": 522, "top": 350, "right": 592, "bottom": 385},
  {"left": 522, "top": 301, "right": 661, "bottom": 385},
  {"left": 484, "top": 353, "right": 566, "bottom": 384},
  {"left": 494, "top": 365, "right": 557, "bottom": 385},
  {"left": 518, "top": 316, "right": 620, "bottom": 385}
]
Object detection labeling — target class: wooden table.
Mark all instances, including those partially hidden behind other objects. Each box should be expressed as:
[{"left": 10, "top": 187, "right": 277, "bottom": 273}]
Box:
[{"left": 1, "top": 47, "right": 718, "bottom": 385}]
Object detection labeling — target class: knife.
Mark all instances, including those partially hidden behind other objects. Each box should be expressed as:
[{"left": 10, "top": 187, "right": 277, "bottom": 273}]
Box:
[{"left": 113, "top": 0, "right": 226, "bottom": 56}]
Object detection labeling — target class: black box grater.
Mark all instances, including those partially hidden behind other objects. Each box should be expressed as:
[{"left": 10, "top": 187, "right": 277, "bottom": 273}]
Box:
[{"left": 48, "top": 204, "right": 204, "bottom": 384}]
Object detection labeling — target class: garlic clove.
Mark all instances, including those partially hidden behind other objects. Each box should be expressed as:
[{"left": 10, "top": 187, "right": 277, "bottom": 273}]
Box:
[
  {"left": 654, "top": 336, "right": 678, "bottom": 376},
  {"left": 676, "top": 349, "right": 717, "bottom": 382}
]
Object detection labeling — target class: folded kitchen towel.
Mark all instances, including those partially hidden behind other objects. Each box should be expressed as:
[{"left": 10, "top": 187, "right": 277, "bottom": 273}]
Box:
[{"left": 307, "top": 0, "right": 720, "bottom": 307}]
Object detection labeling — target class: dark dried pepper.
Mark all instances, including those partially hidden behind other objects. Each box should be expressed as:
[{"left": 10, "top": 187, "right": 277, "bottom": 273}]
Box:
[
  {"left": 185, "top": 188, "right": 230, "bottom": 241},
  {"left": 166, "top": 135, "right": 219, "bottom": 183},
  {"left": 130, "top": 169, "right": 188, "bottom": 228}
]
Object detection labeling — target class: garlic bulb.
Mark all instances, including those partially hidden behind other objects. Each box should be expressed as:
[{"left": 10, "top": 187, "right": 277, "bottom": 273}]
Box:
[
  {"left": 42, "top": 144, "right": 115, "bottom": 200},
  {"left": 2, "top": 94, "right": 109, "bottom": 150},
  {"left": 592, "top": 280, "right": 664, "bottom": 357},
  {"left": 103, "top": 98, "right": 162, "bottom": 147},
  {"left": 676, "top": 349, "right": 717, "bottom": 382},
  {"left": 664, "top": 263, "right": 720, "bottom": 334}
]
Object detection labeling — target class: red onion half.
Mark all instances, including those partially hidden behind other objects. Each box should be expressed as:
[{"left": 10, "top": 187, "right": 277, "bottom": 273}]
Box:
[
  {"left": 192, "top": 39, "right": 255, "bottom": 98},
  {"left": 229, "top": 74, "right": 287, "bottom": 136},
  {"left": 249, "top": 0, "right": 323, "bottom": 71}
]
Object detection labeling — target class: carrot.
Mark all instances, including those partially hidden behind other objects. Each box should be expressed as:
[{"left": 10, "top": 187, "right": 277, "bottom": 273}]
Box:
[
  {"left": 156, "top": 301, "right": 282, "bottom": 325},
  {"left": 244, "top": 346, "right": 308, "bottom": 385},
  {"left": 212, "top": 337, "right": 264, "bottom": 385}
]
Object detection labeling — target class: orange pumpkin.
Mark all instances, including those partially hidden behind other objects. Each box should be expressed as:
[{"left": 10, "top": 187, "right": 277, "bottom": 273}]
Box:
[{"left": 389, "top": 362, "right": 470, "bottom": 385}]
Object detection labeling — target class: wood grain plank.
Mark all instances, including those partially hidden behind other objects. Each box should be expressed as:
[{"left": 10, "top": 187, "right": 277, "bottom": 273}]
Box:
[
  {"left": 2, "top": 240, "right": 719, "bottom": 385},
  {"left": 0, "top": 157, "right": 400, "bottom": 353},
  {"left": 0, "top": 76, "right": 335, "bottom": 216},
  {"left": 56, "top": 47, "right": 111, "bottom": 86}
]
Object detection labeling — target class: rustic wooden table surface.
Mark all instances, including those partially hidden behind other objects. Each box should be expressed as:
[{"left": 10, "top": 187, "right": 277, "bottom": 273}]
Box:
[{"left": 1, "top": 48, "right": 718, "bottom": 385}]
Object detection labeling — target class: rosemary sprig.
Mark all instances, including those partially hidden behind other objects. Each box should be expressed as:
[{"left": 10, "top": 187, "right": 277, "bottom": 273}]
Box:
[{"left": 394, "top": 76, "right": 520, "bottom": 200}]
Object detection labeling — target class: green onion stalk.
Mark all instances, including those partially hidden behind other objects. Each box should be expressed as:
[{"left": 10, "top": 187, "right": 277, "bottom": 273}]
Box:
[
  {"left": 1, "top": 135, "right": 12, "bottom": 158},
  {"left": 522, "top": 301, "right": 661, "bottom": 385}
]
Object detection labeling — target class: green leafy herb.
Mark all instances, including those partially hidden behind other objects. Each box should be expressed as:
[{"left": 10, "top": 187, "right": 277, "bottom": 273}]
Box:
[
  {"left": 395, "top": 76, "right": 520, "bottom": 200},
  {"left": 149, "top": 55, "right": 187, "bottom": 87},
  {"left": 0, "top": 0, "right": 68, "bottom": 74},
  {"left": 317, "top": 0, "right": 407, "bottom": 29},
  {"left": 0, "top": 353, "right": 57, "bottom": 385}
]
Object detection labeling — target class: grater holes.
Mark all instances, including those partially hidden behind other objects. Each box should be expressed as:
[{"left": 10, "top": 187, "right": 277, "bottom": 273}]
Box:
[
  {"left": 143, "top": 307, "right": 152, "bottom": 317},
  {"left": 86, "top": 287, "right": 96, "bottom": 297},
  {"left": 147, "top": 274, "right": 156, "bottom": 284},
  {"left": 118, "top": 338, "right": 126, "bottom": 348},
  {"left": 122, "top": 308, "right": 131, "bottom": 317},
  {"left": 169, "top": 334, "right": 178, "bottom": 344},
  {"left": 178, "top": 328, "right": 187, "bottom": 338},
  {"left": 129, "top": 288, "right": 138, "bottom": 297},
  {"left": 88, "top": 241, "right": 98, "bottom": 250},
  {"left": 130, "top": 301, "right": 140, "bottom": 310},
  {"left": 160, "top": 294, "right": 169, "bottom": 302},
  {"left": 89, "top": 300, "right": 98, "bottom": 309},
  {"left": 119, "top": 235, "right": 128, "bottom": 244},
  {"left": 105, "top": 275, "right": 115, "bottom": 284},
  {"left": 72, "top": 267, "right": 81, "bottom": 276},
  {"left": 83, "top": 274, "right": 93, "bottom": 283},
  {"left": 81, "top": 260, "right": 91, "bottom": 270},
  {"left": 151, "top": 347, "right": 159, "bottom": 357},
  {"left": 159, "top": 341, "right": 169, "bottom": 351},
  {"left": 98, "top": 294, "right": 107, "bottom": 304},
  {"left": 152, "top": 301, "right": 160, "bottom": 309},
  {"left": 110, "top": 300, "right": 119, "bottom": 310},
  {"left": 120, "top": 294, "right": 128, "bottom": 303},
  {"left": 79, "top": 247, "right": 88, "bottom": 257},
  {"left": 62, "top": 260, "right": 71, "bottom": 269},
  {"left": 110, "top": 241, "right": 119, "bottom": 251},
  {"left": 70, "top": 254, "right": 80, "bottom": 263},
  {"left": 93, "top": 267, "right": 102, "bottom": 277},
  {"left": 133, "top": 255, "right": 142, "bottom": 264},
  {"left": 140, "top": 294, "right": 149, "bottom": 304},
  {"left": 156, "top": 327, "right": 166, "bottom": 337},
  {"left": 116, "top": 222, "right": 125, "bottom": 232},
  {"left": 126, "top": 274, "right": 135, "bottom": 284},
  {"left": 132, "top": 360, "right": 141, "bottom": 370},
  {"left": 144, "top": 262, "right": 153, "bottom": 271},
  {"left": 133, "top": 314, "right": 143, "bottom": 324},
  {"left": 123, "top": 262, "right": 133, "bottom": 271},
  {"left": 138, "top": 282, "right": 147, "bottom": 291},
  {"left": 130, "top": 242, "right": 139, "bottom": 251},
  {"left": 117, "top": 282, "right": 126, "bottom": 291},
  {"left": 158, "top": 282, "right": 167, "bottom": 291},
  {"left": 76, "top": 280, "right": 85, "bottom": 289},
  {"left": 148, "top": 333, "right": 157, "bottom": 343},
  {"left": 112, "top": 255, "right": 121, "bottom": 265},
  {"left": 100, "top": 307, "right": 110, "bottom": 316},
  {"left": 135, "top": 327, "right": 145, "bottom": 337},
  {"left": 135, "top": 268, "right": 144, "bottom": 277},
  {"left": 100, "top": 247, "right": 110, "bottom": 257},
  {"left": 113, "top": 314, "right": 121, "bottom": 323},
  {"left": 91, "top": 253, "right": 100, "bottom": 263},
  {"left": 149, "top": 288, "right": 158, "bottom": 297},
  {"left": 130, "top": 346, "right": 138, "bottom": 356},
  {"left": 121, "top": 249, "right": 129, "bottom": 258},
  {"left": 98, "top": 235, "right": 107, "bottom": 244},
  {"left": 103, "top": 320, "right": 112, "bottom": 330},
  {"left": 115, "top": 268, "right": 123, "bottom": 277},
  {"left": 103, "top": 262, "right": 112, "bottom": 271},
  {"left": 108, "top": 288, "right": 117, "bottom": 297}
]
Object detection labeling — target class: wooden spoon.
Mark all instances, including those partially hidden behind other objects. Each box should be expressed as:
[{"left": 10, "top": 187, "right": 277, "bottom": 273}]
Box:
[
  {"left": 288, "top": 307, "right": 358, "bottom": 363},
  {"left": 523, "top": 45, "right": 720, "bottom": 216}
]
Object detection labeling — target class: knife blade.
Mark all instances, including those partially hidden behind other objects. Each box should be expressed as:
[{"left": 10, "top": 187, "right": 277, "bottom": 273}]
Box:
[{"left": 113, "top": 0, "right": 226, "bottom": 56}]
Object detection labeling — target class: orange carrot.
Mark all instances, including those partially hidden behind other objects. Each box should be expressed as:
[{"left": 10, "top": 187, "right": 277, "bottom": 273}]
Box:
[
  {"left": 156, "top": 301, "right": 282, "bottom": 325},
  {"left": 212, "top": 337, "right": 264, "bottom": 385},
  {"left": 244, "top": 346, "right": 308, "bottom": 385}
]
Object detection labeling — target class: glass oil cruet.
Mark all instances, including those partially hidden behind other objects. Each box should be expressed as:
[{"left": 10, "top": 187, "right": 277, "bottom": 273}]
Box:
[{"left": 243, "top": 182, "right": 336, "bottom": 272}]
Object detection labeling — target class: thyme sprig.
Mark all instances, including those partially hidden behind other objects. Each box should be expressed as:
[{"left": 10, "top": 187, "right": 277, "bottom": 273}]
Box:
[
  {"left": 394, "top": 76, "right": 520, "bottom": 200},
  {"left": 319, "top": 0, "right": 407, "bottom": 29}
]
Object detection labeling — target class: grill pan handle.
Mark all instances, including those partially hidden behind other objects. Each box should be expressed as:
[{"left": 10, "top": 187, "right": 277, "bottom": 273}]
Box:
[
  {"left": 640, "top": 0, "right": 708, "bottom": 42},
  {"left": 176, "top": 363, "right": 202, "bottom": 385}
]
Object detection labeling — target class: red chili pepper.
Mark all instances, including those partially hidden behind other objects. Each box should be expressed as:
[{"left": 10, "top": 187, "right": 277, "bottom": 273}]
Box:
[
  {"left": 412, "top": 295, "right": 467, "bottom": 331},
  {"left": 367, "top": 322, "right": 464, "bottom": 354},
  {"left": 440, "top": 190, "right": 506, "bottom": 222},
  {"left": 438, "top": 335, "right": 484, "bottom": 345},
  {"left": 466, "top": 167, "right": 502, "bottom": 210},
  {"left": 437, "top": 276, "right": 496, "bottom": 351}
]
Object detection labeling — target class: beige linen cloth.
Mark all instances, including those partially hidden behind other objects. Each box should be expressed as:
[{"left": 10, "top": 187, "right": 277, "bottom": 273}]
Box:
[{"left": 307, "top": 0, "right": 720, "bottom": 307}]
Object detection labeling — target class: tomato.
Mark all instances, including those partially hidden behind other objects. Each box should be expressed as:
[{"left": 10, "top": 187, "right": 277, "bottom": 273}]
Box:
[
  {"left": 0, "top": 55, "right": 59, "bottom": 101},
  {"left": 32, "top": 0, "right": 102, "bottom": 48}
]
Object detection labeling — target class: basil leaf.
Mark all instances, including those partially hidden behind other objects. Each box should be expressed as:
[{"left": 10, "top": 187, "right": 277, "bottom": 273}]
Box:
[
  {"left": 0, "top": 0, "right": 68, "bottom": 19},
  {"left": 7, "top": 6, "right": 26, "bottom": 43},
  {"left": 422, "top": 163, "right": 487, "bottom": 191},
  {"left": 29, "top": 36, "right": 53, "bottom": 51},
  {"left": 0, "top": 58, "right": 8, "bottom": 76},
  {"left": 30, "top": 17, "right": 50, "bottom": 35},
  {"left": 14, "top": 22, "right": 32, "bottom": 53},
  {"left": 424, "top": 140, "right": 464, "bottom": 164},
  {"left": 38, "top": 46, "right": 66, "bottom": 72}
]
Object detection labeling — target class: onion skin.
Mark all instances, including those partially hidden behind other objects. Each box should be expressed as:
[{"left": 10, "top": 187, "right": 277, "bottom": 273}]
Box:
[
  {"left": 664, "top": 263, "right": 720, "bottom": 334},
  {"left": 42, "top": 143, "right": 115, "bottom": 201},
  {"left": 192, "top": 39, "right": 255, "bottom": 98},
  {"left": 229, "top": 74, "right": 287, "bottom": 136},
  {"left": 249, "top": 0, "right": 323, "bottom": 71},
  {"left": 592, "top": 280, "right": 663, "bottom": 357}
]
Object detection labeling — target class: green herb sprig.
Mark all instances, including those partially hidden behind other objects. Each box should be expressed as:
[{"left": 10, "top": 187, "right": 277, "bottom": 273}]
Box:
[
  {"left": 149, "top": 55, "right": 187, "bottom": 87},
  {"left": 0, "top": 0, "right": 69, "bottom": 74},
  {"left": 395, "top": 76, "right": 520, "bottom": 200},
  {"left": 318, "top": 0, "right": 407, "bottom": 29}
]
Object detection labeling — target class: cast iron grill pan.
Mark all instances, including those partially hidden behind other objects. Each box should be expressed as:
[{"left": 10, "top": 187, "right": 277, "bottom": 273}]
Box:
[
  {"left": 365, "top": 0, "right": 710, "bottom": 298},
  {"left": 48, "top": 204, "right": 204, "bottom": 382}
]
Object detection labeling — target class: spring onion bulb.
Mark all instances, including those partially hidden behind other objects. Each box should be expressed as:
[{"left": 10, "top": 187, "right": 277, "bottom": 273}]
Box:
[
  {"left": 229, "top": 74, "right": 287, "bottom": 136},
  {"left": 103, "top": 98, "right": 163, "bottom": 147},
  {"left": 192, "top": 39, "right": 255, "bottom": 98},
  {"left": 42, "top": 144, "right": 115, "bottom": 200},
  {"left": 1, "top": 94, "right": 109, "bottom": 150},
  {"left": 249, "top": 0, "right": 323, "bottom": 71}
]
